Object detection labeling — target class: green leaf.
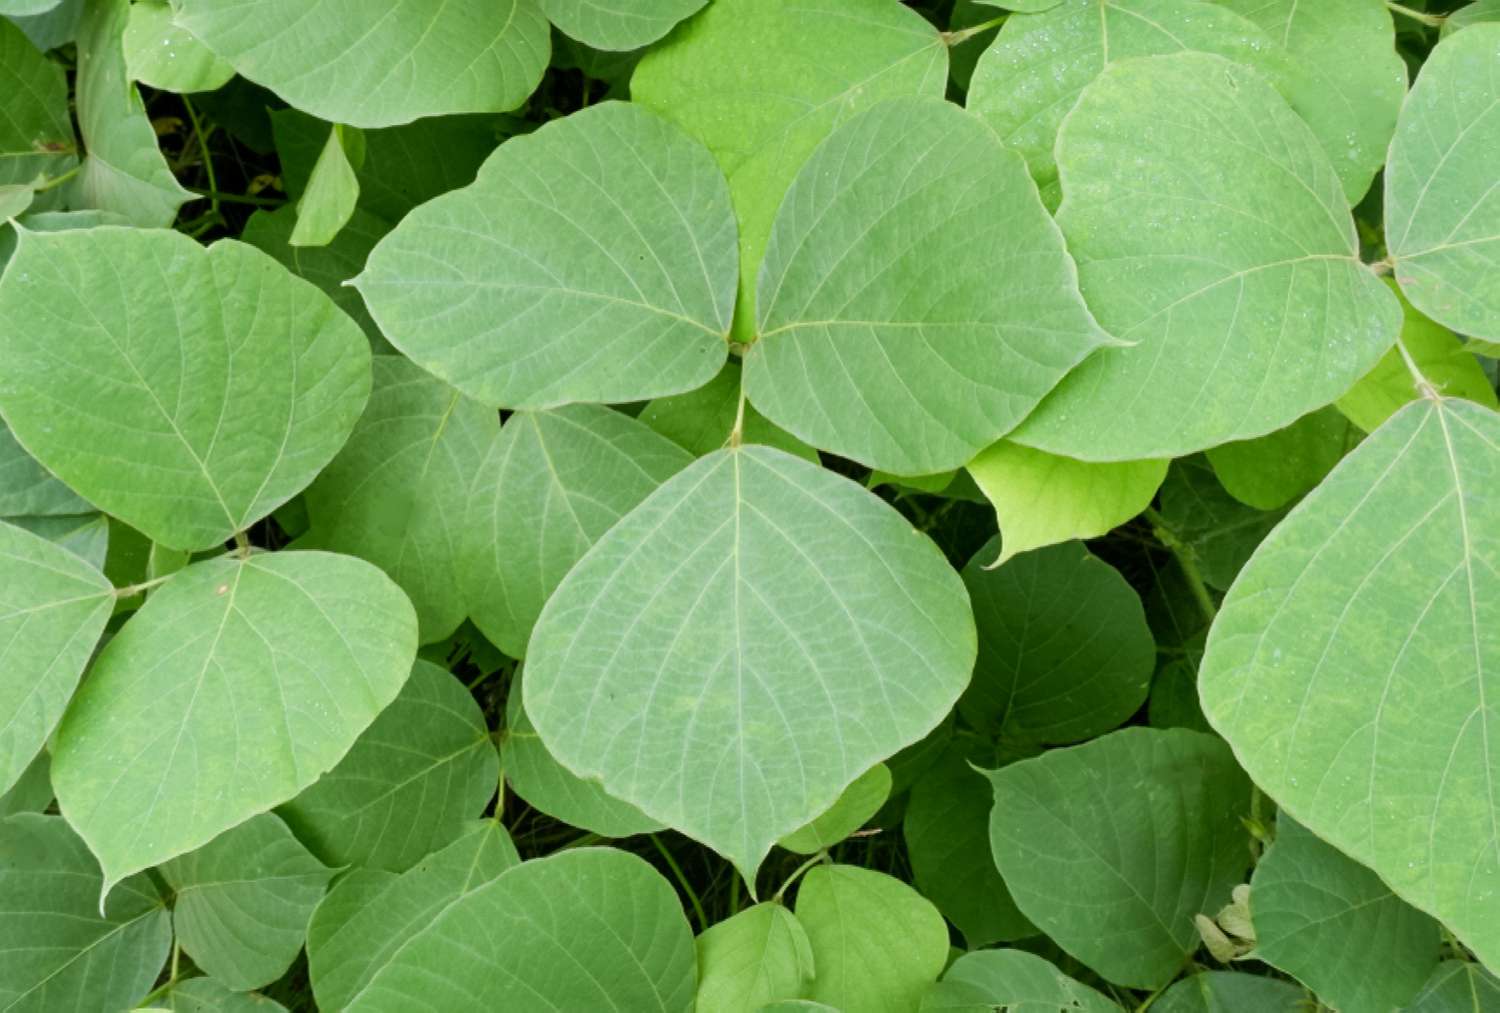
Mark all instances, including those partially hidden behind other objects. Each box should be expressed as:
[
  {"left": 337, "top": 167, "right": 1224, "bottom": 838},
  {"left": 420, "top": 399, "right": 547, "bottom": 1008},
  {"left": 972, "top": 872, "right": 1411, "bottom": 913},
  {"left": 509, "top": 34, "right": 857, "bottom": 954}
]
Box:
[
  {"left": 5, "top": 0, "right": 81, "bottom": 51},
  {"left": 7, "top": 513, "right": 110, "bottom": 571},
  {"left": 0, "top": 0, "right": 64, "bottom": 14},
  {"left": 987, "top": 727, "right": 1252, "bottom": 989},
  {"left": 1205, "top": 407, "right": 1355, "bottom": 511},
  {"left": 52, "top": 550, "right": 418, "bottom": 890},
  {"left": 632, "top": 0, "right": 947, "bottom": 344},
  {"left": 695, "top": 903, "right": 815, "bottom": 1013},
  {"left": 0, "top": 183, "right": 34, "bottom": 222},
  {"left": 746, "top": 96, "right": 1110, "bottom": 475},
  {"left": 156, "top": 977, "right": 288, "bottom": 1012},
  {"left": 904, "top": 744, "right": 1034, "bottom": 947},
  {"left": 1198, "top": 397, "right": 1500, "bottom": 967},
  {"left": 463, "top": 403, "right": 692, "bottom": 658},
  {"left": 1, "top": 418, "right": 89, "bottom": 517},
  {"left": 342, "top": 847, "right": 696, "bottom": 1011},
  {"left": 307, "top": 821, "right": 520, "bottom": 1011},
  {"left": 795, "top": 864, "right": 949, "bottom": 1012},
  {"left": 0, "top": 813, "right": 170, "bottom": 1012},
  {"left": 356, "top": 101, "right": 737, "bottom": 409},
  {"left": 526, "top": 445, "right": 975, "bottom": 882},
  {"left": 778, "top": 763, "right": 890, "bottom": 854},
  {"left": 1010, "top": 52, "right": 1400, "bottom": 461},
  {"left": 280, "top": 660, "right": 497, "bottom": 872},
  {"left": 1156, "top": 459, "right": 1285, "bottom": 590},
  {"left": 0, "top": 519, "right": 113, "bottom": 795},
  {"left": 290, "top": 124, "right": 361, "bottom": 248},
  {"left": 967, "top": 442, "right": 1167, "bottom": 565},
  {"left": 961, "top": 539, "right": 1154, "bottom": 743},
  {"left": 121, "top": 0, "right": 232, "bottom": 92},
  {"left": 1448, "top": 0, "right": 1500, "bottom": 33},
  {"left": 640, "top": 360, "right": 818, "bottom": 462},
  {"left": 173, "top": 0, "right": 550, "bottom": 129},
  {"left": 161, "top": 812, "right": 337, "bottom": 990},
  {"left": 1407, "top": 961, "right": 1500, "bottom": 1012},
  {"left": 501, "top": 673, "right": 663, "bottom": 837},
  {"left": 305, "top": 356, "right": 496, "bottom": 642},
  {"left": 1249, "top": 815, "right": 1441, "bottom": 1011},
  {"left": 0, "top": 227, "right": 372, "bottom": 552},
  {"left": 0, "top": 751, "right": 51, "bottom": 817},
  {"left": 1153, "top": 971, "right": 1306, "bottom": 1013},
  {"left": 0, "top": 18, "right": 74, "bottom": 200},
  {"left": 539, "top": 0, "right": 705, "bottom": 50},
  {"left": 919, "top": 949, "right": 1119, "bottom": 1013}
]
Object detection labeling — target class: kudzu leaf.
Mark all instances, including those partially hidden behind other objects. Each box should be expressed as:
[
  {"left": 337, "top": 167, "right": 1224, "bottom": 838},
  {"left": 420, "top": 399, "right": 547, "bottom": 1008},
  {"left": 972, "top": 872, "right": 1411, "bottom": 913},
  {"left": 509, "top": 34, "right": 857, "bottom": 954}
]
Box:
[
  {"left": 0, "top": 751, "right": 50, "bottom": 817},
  {"left": 1148, "top": 660, "right": 1212, "bottom": 735},
  {"left": 1156, "top": 459, "right": 1285, "bottom": 591},
  {"left": 0, "top": 422, "right": 88, "bottom": 517},
  {"left": 919, "top": 949, "right": 1118, "bottom": 1013},
  {"left": 464, "top": 404, "right": 692, "bottom": 658},
  {"left": 52, "top": 551, "right": 417, "bottom": 890},
  {"left": 1448, "top": 0, "right": 1500, "bottom": 32},
  {"left": 795, "top": 864, "right": 949, "bottom": 1012},
  {"left": 173, "top": 0, "right": 549, "bottom": 129},
  {"left": 747, "top": 96, "right": 1110, "bottom": 475},
  {"left": 778, "top": 763, "right": 890, "bottom": 854},
  {"left": 155, "top": 977, "right": 288, "bottom": 1012},
  {"left": 1386, "top": 25, "right": 1500, "bottom": 340},
  {"left": 1249, "top": 815, "right": 1441, "bottom": 1011},
  {"left": 1199, "top": 397, "right": 1500, "bottom": 967},
  {"left": 961, "top": 539, "right": 1154, "bottom": 744},
  {"left": 357, "top": 101, "right": 737, "bottom": 409},
  {"left": 987, "top": 727, "right": 1252, "bottom": 989},
  {"left": 0, "top": 184, "right": 33, "bottom": 222},
  {"left": 1205, "top": 407, "right": 1355, "bottom": 511},
  {"left": 525, "top": 445, "right": 975, "bottom": 882},
  {"left": 305, "top": 356, "right": 496, "bottom": 642},
  {"left": 1153, "top": 971, "right": 1306, "bottom": 1013},
  {"left": 307, "top": 821, "right": 520, "bottom": 1011},
  {"left": 641, "top": 360, "right": 818, "bottom": 462},
  {"left": 8, "top": 513, "right": 109, "bottom": 571},
  {"left": 0, "top": 18, "right": 74, "bottom": 202},
  {"left": 695, "top": 903, "right": 815, "bottom": 1013},
  {"left": 0, "top": 519, "right": 113, "bottom": 796},
  {"left": 5, "top": 0, "right": 80, "bottom": 50},
  {"left": 280, "top": 660, "right": 497, "bottom": 873},
  {"left": 0, "top": 0, "right": 62, "bottom": 14},
  {"left": 632, "top": 0, "right": 947, "bottom": 344},
  {"left": 539, "top": 0, "right": 705, "bottom": 50},
  {"left": 967, "top": 442, "right": 1166, "bottom": 565},
  {"left": 290, "top": 124, "right": 361, "bottom": 248},
  {"left": 343, "top": 848, "right": 696, "bottom": 1012},
  {"left": 121, "top": 0, "right": 232, "bottom": 93},
  {"left": 0, "top": 227, "right": 372, "bottom": 552},
  {"left": 501, "top": 673, "right": 663, "bottom": 837},
  {"left": 161, "top": 812, "right": 336, "bottom": 990},
  {"left": 1407, "top": 961, "right": 1500, "bottom": 1011},
  {"left": 904, "top": 744, "right": 1034, "bottom": 947},
  {"left": 0, "top": 813, "right": 170, "bottom": 1012},
  {"left": 1011, "top": 52, "right": 1400, "bottom": 461}
]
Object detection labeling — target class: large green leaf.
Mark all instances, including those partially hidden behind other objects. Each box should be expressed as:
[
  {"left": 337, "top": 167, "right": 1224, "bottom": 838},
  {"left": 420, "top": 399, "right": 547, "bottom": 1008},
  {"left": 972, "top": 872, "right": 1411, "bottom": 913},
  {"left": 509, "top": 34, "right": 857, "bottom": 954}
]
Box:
[
  {"left": 161, "top": 813, "right": 336, "bottom": 990},
  {"left": 526, "top": 445, "right": 975, "bottom": 881},
  {"left": 631, "top": 0, "right": 947, "bottom": 344},
  {"left": 356, "top": 101, "right": 737, "bottom": 409},
  {"left": 1249, "top": 815, "right": 1441, "bottom": 1011},
  {"left": 540, "top": 0, "right": 705, "bottom": 50},
  {"left": 343, "top": 848, "right": 696, "bottom": 1011},
  {"left": 51, "top": 551, "right": 417, "bottom": 889},
  {"left": 987, "top": 727, "right": 1251, "bottom": 988},
  {"left": 463, "top": 404, "right": 692, "bottom": 658},
  {"left": 0, "top": 519, "right": 113, "bottom": 794},
  {"left": 1385, "top": 24, "right": 1500, "bottom": 341},
  {"left": 1199, "top": 397, "right": 1500, "bottom": 966},
  {"left": 0, "top": 813, "right": 170, "bottom": 1012},
  {"left": 695, "top": 903, "right": 815, "bottom": 1013},
  {"left": 1205, "top": 407, "right": 1355, "bottom": 511},
  {"left": 919, "top": 949, "right": 1119, "bottom": 1013},
  {"left": 1153, "top": 972, "right": 1306, "bottom": 1013},
  {"left": 156, "top": 977, "right": 288, "bottom": 1012},
  {"left": 795, "top": 864, "right": 949, "bottom": 1013},
  {"left": 173, "top": 0, "right": 550, "bottom": 128},
  {"left": 0, "top": 227, "right": 372, "bottom": 552},
  {"left": 280, "top": 660, "right": 497, "bottom": 872},
  {"left": 1407, "top": 961, "right": 1500, "bottom": 1012},
  {"left": 305, "top": 356, "right": 496, "bottom": 642},
  {"left": 1010, "top": 52, "right": 1400, "bottom": 461},
  {"left": 121, "top": 0, "right": 232, "bottom": 93},
  {"left": 0, "top": 18, "right": 74, "bottom": 196},
  {"left": 746, "top": 96, "right": 1110, "bottom": 475},
  {"left": 0, "top": 751, "right": 50, "bottom": 817}
]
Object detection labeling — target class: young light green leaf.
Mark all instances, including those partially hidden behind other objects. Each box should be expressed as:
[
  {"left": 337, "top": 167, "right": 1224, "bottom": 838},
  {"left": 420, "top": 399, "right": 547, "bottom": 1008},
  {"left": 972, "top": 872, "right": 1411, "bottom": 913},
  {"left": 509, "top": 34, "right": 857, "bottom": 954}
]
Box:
[
  {"left": 961, "top": 539, "right": 1154, "bottom": 744},
  {"left": 1199, "top": 397, "right": 1500, "bottom": 967},
  {"left": 695, "top": 902, "right": 815, "bottom": 1013},
  {"left": 0, "top": 18, "right": 74, "bottom": 201},
  {"left": 305, "top": 357, "right": 497, "bottom": 642},
  {"left": 1205, "top": 407, "right": 1355, "bottom": 511},
  {"left": 747, "top": 96, "right": 1111, "bottom": 475},
  {"left": 987, "top": 727, "right": 1252, "bottom": 989},
  {"left": 290, "top": 124, "right": 361, "bottom": 248},
  {"left": 52, "top": 551, "right": 417, "bottom": 890},
  {"left": 307, "top": 821, "right": 520, "bottom": 1012},
  {"left": 280, "top": 660, "right": 497, "bottom": 872},
  {"left": 1250, "top": 815, "right": 1441, "bottom": 1011},
  {"left": 795, "top": 864, "right": 949, "bottom": 1013},
  {"left": 121, "top": 0, "right": 232, "bottom": 92},
  {"left": 155, "top": 977, "right": 289, "bottom": 1012},
  {"left": 1153, "top": 971, "right": 1306, "bottom": 1013},
  {"left": 919, "top": 949, "right": 1119, "bottom": 1013},
  {"left": 0, "top": 813, "right": 170, "bottom": 1012},
  {"left": 631, "top": 0, "right": 947, "bottom": 344},
  {"left": 640, "top": 360, "right": 818, "bottom": 462},
  {"left": 1406, "top": 961, "right": 1500, "bottom": 1012},
  {"left": 464, "top": 404, "right": 692, "bottom": 658},
  {"left": 0, "top": 227, "right": 372, "bottom": 552},
  {"left": 1011, "top": 52, "right": 1400, "bottom": 461},
  {"left": 525, "top": 445, "right": 975, "bottom": 883},
  {"left": 356, "top": 101, "right": 737, "bottom": 409},
  {"left": 0, "top": 519, "right": 113, "bottom": 796},
  {"left": 778, "top": 764, "right": 890, "bottom": 855},
  {"left": 161, "top": 812, "right": 337, "bottom": 990},
  {"left": 344, "top": 848, "right": 696, "bottom": 1012},
  {"left": 539, "top": 0, "right": 705, "bottom": 50},
  {"left": 173, "top": 0, "right": 550, "bottom": 128}
]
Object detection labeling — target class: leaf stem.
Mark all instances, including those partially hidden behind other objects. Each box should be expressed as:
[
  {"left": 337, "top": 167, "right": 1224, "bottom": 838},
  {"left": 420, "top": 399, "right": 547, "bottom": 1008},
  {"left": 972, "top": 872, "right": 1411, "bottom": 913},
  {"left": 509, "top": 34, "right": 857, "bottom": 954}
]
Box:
[
  {"left": 181, "top": 96, "right": 219, "bottom": 222},
  {"left": 941, "top": 15, "right": 1005, "bottom": 47},
  {"left": 186, "top": 187, "right": 286, "bottom": 207},
  {"left": 32, "top": 163, "right": 81, "bottom": 194},
  {"left": 772, "top": 851, "right": 826, "bottom": 904},
  {"left": 1143, "top": 507, "right": 1216, "bottom": 625},
  {"left": 233, "top": 531, "right": 251, "bottom": 558},
  {"left": 1393, "top": 334, "right": 1442, "bottom": 400},
  {"left": 729, "top": 387, "right": 747, "bottom": 448},
  {"left": 114, "top": 573, "right": 175, "bottom": 598},
  {"left": 1385, "top": 1, "right": 1444, "bottom": 27},
  {"left": 649, "top": 833, "right": 709, "bottom": 931}
]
